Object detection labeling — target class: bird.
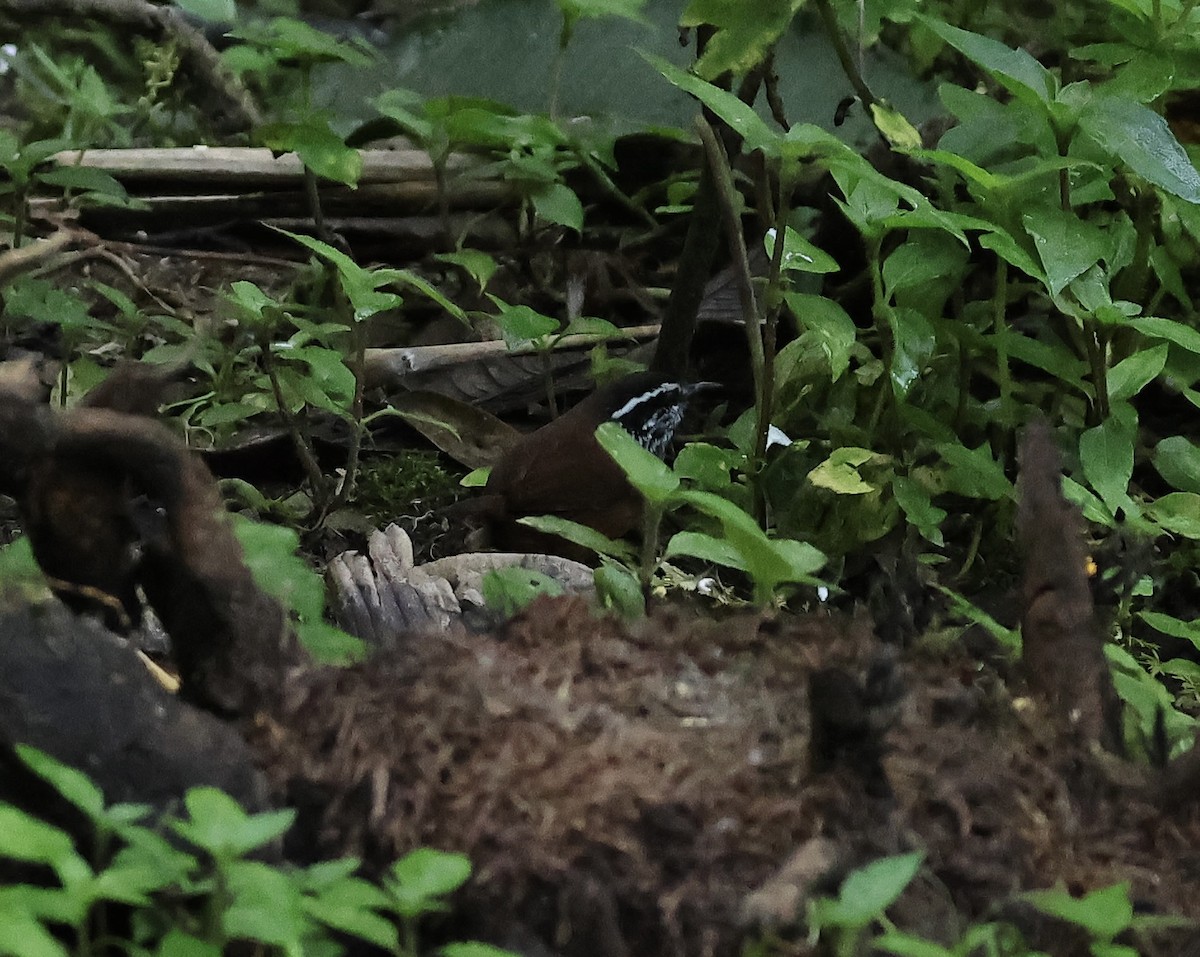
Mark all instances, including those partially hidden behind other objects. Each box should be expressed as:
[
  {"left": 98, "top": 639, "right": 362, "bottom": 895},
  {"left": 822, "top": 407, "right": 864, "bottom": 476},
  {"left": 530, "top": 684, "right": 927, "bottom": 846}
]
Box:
[{"left": 481, "top": 371, "right": 715, "bottom": 558}]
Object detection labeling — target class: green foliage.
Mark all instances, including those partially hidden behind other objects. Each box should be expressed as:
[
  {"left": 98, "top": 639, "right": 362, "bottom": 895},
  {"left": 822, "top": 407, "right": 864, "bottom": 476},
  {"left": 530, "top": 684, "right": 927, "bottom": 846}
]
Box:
[
  {"left": 233, "top": 516, "right": 366, "bottom": 664},
  {"left": 0, "top": 747, "right": 515, "bottom": 957},
  {"left": 481, "top": 566, "right": 565, "bottom": 617}
]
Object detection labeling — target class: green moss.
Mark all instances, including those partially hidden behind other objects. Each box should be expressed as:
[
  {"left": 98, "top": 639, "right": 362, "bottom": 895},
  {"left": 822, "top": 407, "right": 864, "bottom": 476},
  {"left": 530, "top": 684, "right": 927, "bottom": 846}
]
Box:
[{"left": 353, "top": 451, "right": 463, "bottom": 525}]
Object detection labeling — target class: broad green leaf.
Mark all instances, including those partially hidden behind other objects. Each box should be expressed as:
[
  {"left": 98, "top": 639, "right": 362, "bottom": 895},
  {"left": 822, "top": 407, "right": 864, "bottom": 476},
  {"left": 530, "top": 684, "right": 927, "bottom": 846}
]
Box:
[
  {"left": 1129, "top": 316, "right": 1200, "bottom": 355},
  {"left": 978, "top": 229, "right": 1045, "bottom": 282},
  {"left": 532, "top": 182, "right": 584, "bottom": 232},
  {"left": 481, "top": 567, "right": 565, "bottom": 617},
  {"left": 488, "top": 300, "right": 560, "bottom": 348},
  {"left": 1153, "top": 436, "right": 1200, "bottom": 493},
  {"left": 593, "top": 560, "right": 645, "bottom": 617},
  {"left": 0, "top": 805, "right": 89, "bottom": 878},
  {"left": 644, "top": 53, "right": 776, "bottom": 155},
  {"left": 782, "top": 293, "right": 856, "bottom": 381},
  {"left": 665, "top": 530, "right": 748, "bottom": 572},
  {"left": 1022, "top": 207, "right": 1109, "bottom": 297},
  {"left": 870, "top": 101, "right": 923, "bottom": 150},
  {"left": 174, "top": 788, "right": 295, "bottom": 858},
  {"left": 156, "top": 930, "right": 222, "bottom": 957},
  {"left": 1000, "top": 332, "right": 1088, "bottom": 393},
  {"left": 169, "top": 0, "right": 236, "bottom": 20},
  {"left": 680, "top": 0, "right": 804, "bottom": 79},
  {"left": 919, "top": 18, "right": 1056, "bottom": 104},
  {"left": 595, "top": 421, "right": 679, "bottom": 504},
  {"left": 0, "top": 907, "right": 68, "bottom": 957},
  {"left": 893, "top": 475, "right": 946, "bottom": 546},
  {"left": 873, "top": 932, "right": 955, "bottom": 957},
  {"left": 935, "top": 585, "right": 1020, "bottom": 650},
  {"left": 766, "top": 227, "right": 839, "bottom": 274},
  {"left": 518, "top": 515, "right": 637, "bottom": 562},
  {"left": 1079, "top": 403, "right": 1136, "bottom": 514},
  {"left": 1108, "top": 343, "right": 1167, "bottom": 402},
  {"left": 296, "top": 620, "right": 367, "bottom": 665},
  {"left": 1147, "top": 492, "right": 1200, "bottom": 538},
  {"left": 817, "top": 852, "right": 924, "bottom": 927},
  {"left": 435, "top": 250, "right": 498, "bottom": 290},
  {"left": 1139, "top": 611, "right": 1200, "bottom": 652},
  {"left": 1080, "top": 96, "right": 1200, "bottom": 203},
  {"left": 227, "top": 16, "right": 374, "bottom": 66},
  {"left": 1024, "top": 883, "right": 1133, "bottom": 940},
  {"left": 442, "top": 944, "right": 526, "bottom": 957},
  {"left": 934, "top": 441, "right": 1014, "bottom": 501},
  {"left": 258, "top": 118, "right": 363, "bottom": 187},
  {"left": 675, "top": 489, "right": 825, "bottom": 602},
  {"left": 222, "top": 860, "right": 308, "bottom": 945},
  {"left": 673, "top": 442, "right": 739, "bottom": 491},
  {"left": 882, "top": 234, "right": 968, "bottom": 300},
  {"left": 889, "top": 307, "right": 935, "bottom": 398},
  {"left": 559, "top": 0, "right": 647, "bottom": 25},
  {"left": 808, "top": 447, "right": 884, "bottom": 494},
  {"left": 15, "top": 747, "right": 105, "bottom": 821},
  {"left": 387, "top": 849, "right": 472, "bottom": 918}
]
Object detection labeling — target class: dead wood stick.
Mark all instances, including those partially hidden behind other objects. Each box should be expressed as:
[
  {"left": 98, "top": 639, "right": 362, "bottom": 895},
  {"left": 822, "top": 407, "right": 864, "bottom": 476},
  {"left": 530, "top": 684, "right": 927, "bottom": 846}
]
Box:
[
  {"left": 364, "top": 324, "right": 661, "bottom": 384},
  {"left": 49, "top": 148, "right": 483, "bottom": 185}
]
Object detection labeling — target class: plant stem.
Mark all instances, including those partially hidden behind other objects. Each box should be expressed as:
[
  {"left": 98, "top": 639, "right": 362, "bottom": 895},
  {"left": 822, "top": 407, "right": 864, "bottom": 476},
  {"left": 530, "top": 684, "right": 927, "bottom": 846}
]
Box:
[
  {"left": 262, "top": 343, "right": 331, "bottom": 506},
  {"left": 694, "top": 117, "right": 765, "bottom": 394},
  {"left": 816, "top": 0, "right": 878, "bottom": 114},
  {"left": 993, "top": 255, "right": 1012, "bottom": 420},
  {"left": 641, "top": 503, "right": 662, "bottom": 592},
  {"left": 330, "top": 287, "right": 367, "bottom": 509}
]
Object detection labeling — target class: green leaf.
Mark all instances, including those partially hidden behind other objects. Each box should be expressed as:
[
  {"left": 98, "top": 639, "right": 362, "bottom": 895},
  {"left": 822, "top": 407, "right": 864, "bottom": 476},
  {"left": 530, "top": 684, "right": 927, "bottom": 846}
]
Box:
[
  {"left": 595, "top": 421, "right": 679, "bottom": 505},
  {"left": 558, "top": 0, "right": 648, "bottom": 24},
  {"left": 435, "top": 250, "right": 498, "bottom": 290},
  {"left": 518, "top": 515, "right": 637, "bottom": 561},
  {"left": 1080, "top": 96, "right": 1200, "bottom": 203},
  {"left": 893, "top": 475, "right": 946, "bottom": 546},
  {"left": 1079, "top": 403, "right": 1136, "bottom": 515},
  {"left": 782, "top": 293, "right": 856, "bottom": 381},
  {"left": 818, "top": 852, "right": 924, "bottom": 928},
  {"left": 442, "top": 943, "right": 524, "bottom": 957},
  {"left": 386, "top": 849, "right": 472, "bottom": 919},
  {"left": 870, "top": 101, "right": 923, "bottom": 150},
  {"left": 1128, "top": 316, "right": 1200, "bottom": 356},
  {"left": 156, "top": 930, "right": 222, "bottom": 957},
  {"left": 889, "top": 307, "right": 935, "bottom": 398},
  {"left": 665, "top": 530, "right": 748, "bottom": 572},
  {"left": 674, "top": 490, "right": 825, "bottom": 603},
  {"left": 296, "top": 620, "right": 367, "bottom": 665},
  {"left": 222, "top": 860, "right": 308, "bottom": 945},
  {"left": 919, "top": 18, "right": 1056, "bottom": 104},
  {"left": 0, "top": 805, "right": 89, "bottom": 879},
  {"left": 808, "top": 447, "right": 885, "bottom": 495},
  {"left": 233, "top": 516, "right": 325, "bottom": 623},
  {"left": 766, "top": 227, "right": 839, "bottom": 274},
  {"left": 1023, "top": 883, "right": 1133, "bottom": 940},
  {"left": 593, "top": 560, "right": 645, "bottom": 617},
  {"left": 1022, "top": 206, "right": 1110, "bottom": 297},
  {"left": 174, "top": 788, "right": 295, "bottom": 858},
  {"left": 933, "top": 441, "right": 1015, "bottom": 501},
  {"left": 15, "top": 747, "right": 105, "bottom": 821},
  {"left": 1139, "top": 611, "right": 1200, "bottom": 652},
  {"left": 1108, "top": 343, "right": 1166, "bottom": 402},
  {"left": 258, "top": 118, "right": 363, "bottom": 187},
  {"left": 532, "top": 182, "right": 584, "bottom": 232},
  {"left": 673, "top": 442, "right": 739, "bottom": 491},
  {"left": 172, "top": 0, "right": 236, "bottom": 21},
  {"left": 481, "top": 567, "right": 565, "bottom": 617},
  {"left": 488, "top": 299, "right": 560, "bottom": 349},
  {"left": 1153, "top": 436, "right": 1200, "bottom": 493},
  {"left": 679, "top": 0, "right": 804, "bottom": 79},
  {"left": 644, "top": 53, "right": 776, "bottom": 155},
  {"left": 1147, "top": 492, "right": 1200, "bottom": 539},
  {"left": 873, "top": 931, "right": 955, "bottom": 957}
]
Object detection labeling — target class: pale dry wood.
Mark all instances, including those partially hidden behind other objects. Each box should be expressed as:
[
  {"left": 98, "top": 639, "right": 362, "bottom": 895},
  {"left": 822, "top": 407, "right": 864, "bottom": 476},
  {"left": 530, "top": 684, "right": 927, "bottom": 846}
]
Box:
[
  {"left": 50, "top": 148, "right": 483, "bottom": 185},
  {"left": 364, "top": 324, "right": 662, "bottom": 381}
]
